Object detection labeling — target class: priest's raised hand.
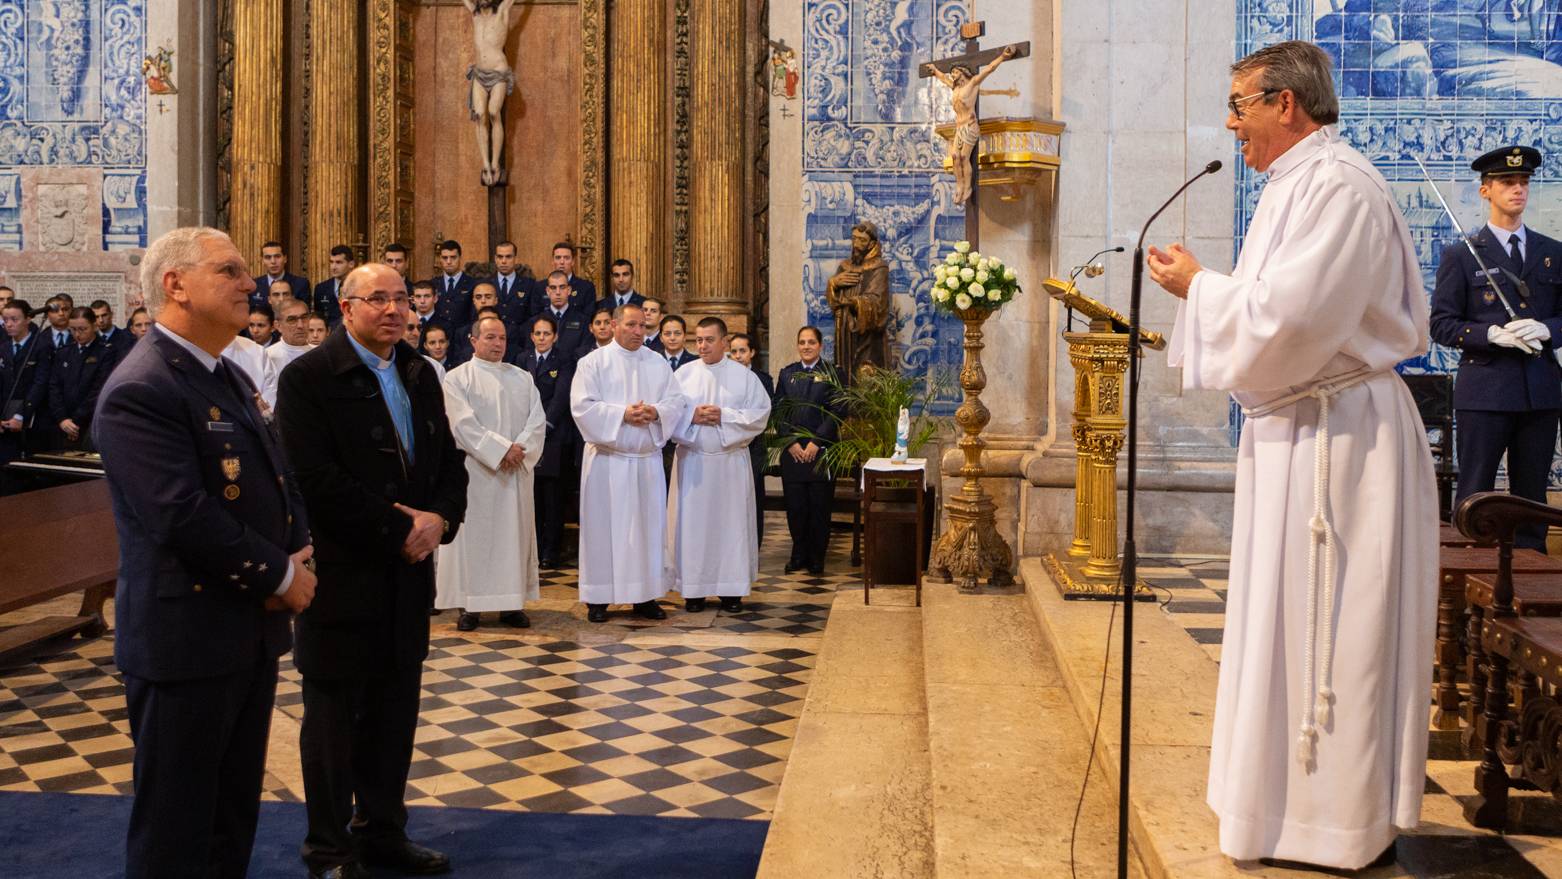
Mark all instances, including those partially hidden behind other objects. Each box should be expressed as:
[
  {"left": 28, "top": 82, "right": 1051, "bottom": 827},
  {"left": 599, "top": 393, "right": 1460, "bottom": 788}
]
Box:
[{"left": 1147, "top": 243, "right": 1203, "bottom": 299}]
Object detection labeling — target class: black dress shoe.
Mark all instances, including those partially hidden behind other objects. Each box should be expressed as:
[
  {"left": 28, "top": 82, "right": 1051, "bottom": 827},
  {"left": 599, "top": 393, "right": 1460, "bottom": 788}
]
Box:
[
  {"left": 685, "top": 597, "right": 708, "bottom": 612},
  {"left": 587, "top": 604, "right": 609, "bottom": 623},
  {"left": 539, "top": 556, "right": 558, "bottom": 570},
  {"left": 719, "top": 596, "right": 743, "bottom": 612},
  {"left": 807, "top": 565, "right": 825, "bottom": 576},
  {"left": 456, "top": 611, "right": 479, "bottom": 632},
  {"left": 784, "top": 559, "right": 805, "bottom": 574},
  {"left": 499, "top": 610, "right": 531, "bottom": 628},
  {"left": 310, "top": 862, "right": 371, "bottom": 879},
  {"left": 633, "top": 600, "right": 668, "bottom": 620},
  {"left": 361, "top": 838, "right": 451, "bottom": 875}
]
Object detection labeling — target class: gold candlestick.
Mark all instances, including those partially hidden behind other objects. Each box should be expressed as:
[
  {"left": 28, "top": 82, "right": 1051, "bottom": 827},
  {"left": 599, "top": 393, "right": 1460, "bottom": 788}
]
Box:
[{"left": 931, "top": 311, "right": 1014, "bottom": 592}]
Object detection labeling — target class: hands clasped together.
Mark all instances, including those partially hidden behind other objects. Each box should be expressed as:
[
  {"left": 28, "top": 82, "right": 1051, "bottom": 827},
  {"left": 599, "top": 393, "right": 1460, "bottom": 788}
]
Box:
[
  {"left": 1490, "top": 318, "right": 1551, "bottom": 353},
  {"left": 622, "top": 401, "right": 660, "bottom": 427}
]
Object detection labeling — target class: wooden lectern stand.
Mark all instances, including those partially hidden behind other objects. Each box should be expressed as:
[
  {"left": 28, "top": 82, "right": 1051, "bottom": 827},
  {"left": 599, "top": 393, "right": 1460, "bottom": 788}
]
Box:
[{"left": 1041, "top": 278, "right": 1161, "bottom": 600}]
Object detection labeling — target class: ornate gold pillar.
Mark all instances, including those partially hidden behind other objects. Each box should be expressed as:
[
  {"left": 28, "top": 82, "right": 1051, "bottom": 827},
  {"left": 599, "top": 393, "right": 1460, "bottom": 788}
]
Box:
[
  {"left": 1067, "top": 357, "right": 1091, "bottom": 559},
  {"left": 578, "top": 0, "right": 607, "bottom": 284},
  {"left": 609, "top": 0, "right": 667, "bottom": 296},
  {"left": 306, "top": 0, "right": 363, "bottom": 284},
  {"left": 685, "top": 0, "right": 746, "bottom": 326},
  {"left": 229, "top": 0, "right": 283, "bottom": 265},
  {"left": 367, "top": 0, "right": 415, "bottom": 255}
]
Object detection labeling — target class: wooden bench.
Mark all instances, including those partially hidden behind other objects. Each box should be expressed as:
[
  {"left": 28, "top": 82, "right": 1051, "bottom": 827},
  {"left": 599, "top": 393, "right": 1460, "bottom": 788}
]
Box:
[
  {"left": 1435, "top": 546, "right": 1562, "bottom": 734},
  {"left": 0, "top": 480, "right": 117, "bottom": 665},
  {"left": 1455, "top": 492, "right": 1562, "bottom": 829}
]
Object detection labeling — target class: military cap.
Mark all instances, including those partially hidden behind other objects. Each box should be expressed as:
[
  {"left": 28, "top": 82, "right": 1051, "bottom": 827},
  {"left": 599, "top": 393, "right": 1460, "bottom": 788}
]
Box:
[{"left": 1472, "top": 145, "right": 1542, "bottom": 177}]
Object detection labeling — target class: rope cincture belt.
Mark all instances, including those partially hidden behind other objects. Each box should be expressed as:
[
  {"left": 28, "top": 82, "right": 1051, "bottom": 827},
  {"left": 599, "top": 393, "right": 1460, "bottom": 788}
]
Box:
[{"left": 1240, "top": 365, "right": 1388, "bottom": 769}]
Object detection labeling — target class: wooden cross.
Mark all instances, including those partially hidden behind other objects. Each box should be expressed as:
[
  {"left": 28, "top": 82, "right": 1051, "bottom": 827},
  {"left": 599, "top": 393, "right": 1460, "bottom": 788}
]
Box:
[{"left": 918, "top": 21, "right": 1029, "bottom": 250}]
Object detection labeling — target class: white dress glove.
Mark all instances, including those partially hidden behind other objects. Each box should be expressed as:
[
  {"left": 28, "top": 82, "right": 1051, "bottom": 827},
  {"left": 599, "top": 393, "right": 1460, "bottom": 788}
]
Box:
[
  {"left": 1490, "top": 323, "right": 1543, "bottom": 353},
  {"left": 1506, "top": 317, "right": 1551, "bottom": 344}
]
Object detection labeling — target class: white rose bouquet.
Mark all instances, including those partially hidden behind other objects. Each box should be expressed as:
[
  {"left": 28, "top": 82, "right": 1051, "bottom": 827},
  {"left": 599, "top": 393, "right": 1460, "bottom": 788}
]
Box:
[{"left": 928, "top": 241, "right": 1020, "bottom": 317}]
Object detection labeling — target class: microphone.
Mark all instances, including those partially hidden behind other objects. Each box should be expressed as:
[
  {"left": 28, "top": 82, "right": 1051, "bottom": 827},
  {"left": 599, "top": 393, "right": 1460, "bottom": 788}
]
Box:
[
  {"left": 1114, "top": 157, "right": 1223, "bottom": 879},
  {"left": 1069, "top": 246, "right": 1126, "bottom": 284},
  {"left": 1135, "top": 160, "right": 1223, "bottom": 251}
]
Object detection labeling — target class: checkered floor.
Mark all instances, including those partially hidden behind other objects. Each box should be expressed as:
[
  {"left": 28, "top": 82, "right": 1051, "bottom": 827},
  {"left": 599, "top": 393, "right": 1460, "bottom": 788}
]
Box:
[
  {"left": 1142, "top": 554, "right": 1562, "bottom": 876},
  {"left": 0, "top": 514, "right": 870, "bottom": 822}
]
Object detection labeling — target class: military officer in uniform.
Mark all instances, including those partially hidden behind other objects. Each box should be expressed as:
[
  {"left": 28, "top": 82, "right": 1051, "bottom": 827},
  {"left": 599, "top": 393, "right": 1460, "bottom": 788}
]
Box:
[
  {"left": 775, "top": 326, "right": 841, "bottom": 575},
  {"left": 95, "top": 227, "right": 317, "bottom": 878},
  {"left": 1431, "top": 145, "right": 1562, "bottom": 550},
  {"left": 46, "top": 306, "right": 114, "bottom": 451}
]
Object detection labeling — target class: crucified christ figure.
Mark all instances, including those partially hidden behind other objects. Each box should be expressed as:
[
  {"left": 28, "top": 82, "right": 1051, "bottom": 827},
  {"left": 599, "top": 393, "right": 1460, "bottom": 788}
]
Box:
[
  {"left": 463, "top": 0, "right": 520, "bottom": 186},
  {"left": 930, "top": 44, "right": 1015, "bottom": 205}
]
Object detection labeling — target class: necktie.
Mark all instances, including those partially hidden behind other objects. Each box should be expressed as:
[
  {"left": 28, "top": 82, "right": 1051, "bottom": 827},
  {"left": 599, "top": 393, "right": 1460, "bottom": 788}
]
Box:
[
  {"left": 446, "top": 276, "right": 454, "bottom": 295},
  {"left": 670, "top": 355, "right": 678, "bottom": 369},
  {"left": 500, "top": 278, "right": 509, "bottom": 299},
  {"left": 1509, "top": 234, "right": 1523, "bottom": 272},
  {"left": 212, "top": 362, "right": 254, "bottom": 430},
  {"left": 534, "top": 354, "right": 545, "bottom": 377},
  {"left": 56, "top": 332, "right": 65, "bottom": 347},
  {"left": 554, "top": 309, "right": 564, "bottom": 321}
]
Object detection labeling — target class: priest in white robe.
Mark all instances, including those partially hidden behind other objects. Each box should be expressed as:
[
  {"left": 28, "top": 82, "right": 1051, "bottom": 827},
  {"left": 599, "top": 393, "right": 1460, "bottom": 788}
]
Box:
[
  {"left": 570, "top": 303, "right": 688, "bottom": 623},
  {"left": 667, "top": 317, "right": 772, "bottom": 612},
  {"left": 435, "top": 316, "right": 546, "bottom": 630},
  {"left": 1149, "top": 41, "right": 1436, "bottom": 871}
]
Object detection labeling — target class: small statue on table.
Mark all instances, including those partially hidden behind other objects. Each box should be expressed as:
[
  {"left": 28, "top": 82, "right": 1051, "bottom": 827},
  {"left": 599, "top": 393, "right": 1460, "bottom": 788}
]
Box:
[{"left": 826, "top": 221, "right": 891, "bottom": 382}]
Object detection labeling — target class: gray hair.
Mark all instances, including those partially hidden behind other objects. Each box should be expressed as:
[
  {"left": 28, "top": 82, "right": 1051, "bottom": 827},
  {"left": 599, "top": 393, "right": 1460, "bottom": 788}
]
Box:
[
  {"left": 140, "top": 227, "right": 232, "bottom": 315},
  {"left": 1230, "top": 40, "right": 1338, "bottom": 126}
]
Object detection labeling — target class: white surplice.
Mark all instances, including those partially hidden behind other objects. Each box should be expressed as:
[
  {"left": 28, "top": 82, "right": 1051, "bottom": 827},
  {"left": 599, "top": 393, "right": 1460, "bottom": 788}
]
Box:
[
  {"left": 435, "top": 357, "right": 546, "bottom": 611},
  {"left": 667, "top": 357, "right": 772, "bottom": 598},
  {"left": 571, "top": 342, "right": 689, "bottom": 605},
  {"left": 1169, "top": 126, "right": 1437, "bottom": 869},
  {"left": 222, "top": 335, "right": 279, "bottom": 411}
]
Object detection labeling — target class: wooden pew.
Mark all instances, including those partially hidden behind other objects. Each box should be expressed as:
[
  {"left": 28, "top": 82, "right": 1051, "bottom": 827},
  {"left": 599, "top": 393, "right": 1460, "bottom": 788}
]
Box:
[
  {"left": 1435, "top": 546, "right": 1562, "bottom": 735},
  {"left": 1456, "top": 492, "right": 1562, "bottom": 829},
  {"left": 0, "top": 481, "right": 117, "bottom": 664}
]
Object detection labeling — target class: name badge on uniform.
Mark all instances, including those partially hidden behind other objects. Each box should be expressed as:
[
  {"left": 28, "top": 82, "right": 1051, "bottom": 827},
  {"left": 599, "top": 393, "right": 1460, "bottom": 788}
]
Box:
[
  {"left": 222, "top": 456, "right": 242, "bottom": 481},
  {"left": 85, "top": 357, "right": 97, "bottom": 364},
  {"left": 207, "top": 420, "right": 234, "bottom": 433},
  {"left": 1476, "top": 268, "right": 1499, "bottom": 278}
]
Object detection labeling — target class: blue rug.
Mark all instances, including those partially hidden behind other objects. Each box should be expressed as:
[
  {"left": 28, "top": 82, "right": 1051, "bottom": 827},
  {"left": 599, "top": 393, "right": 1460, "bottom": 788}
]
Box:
[{"left": 0, "top": 791, "right": 768, "bottom": 878}]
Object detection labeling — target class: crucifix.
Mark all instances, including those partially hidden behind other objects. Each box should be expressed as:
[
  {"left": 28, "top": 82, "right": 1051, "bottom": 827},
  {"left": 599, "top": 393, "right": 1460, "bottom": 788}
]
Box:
[{"left": 918, "top": 22, "right": 1029, "bottom": 249}]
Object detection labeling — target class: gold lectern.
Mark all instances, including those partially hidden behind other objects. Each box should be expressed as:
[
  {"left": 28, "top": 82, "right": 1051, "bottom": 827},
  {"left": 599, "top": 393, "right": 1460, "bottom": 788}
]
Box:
[{"left": 1042, "top": 278, "right": 1162, "bottom": 600}]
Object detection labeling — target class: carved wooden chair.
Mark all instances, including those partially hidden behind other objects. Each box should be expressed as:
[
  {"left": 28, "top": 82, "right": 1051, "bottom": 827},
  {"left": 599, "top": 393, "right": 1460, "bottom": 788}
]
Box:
[{"left": 1456, "top": 492, "right": 1562, "bottom": 829}]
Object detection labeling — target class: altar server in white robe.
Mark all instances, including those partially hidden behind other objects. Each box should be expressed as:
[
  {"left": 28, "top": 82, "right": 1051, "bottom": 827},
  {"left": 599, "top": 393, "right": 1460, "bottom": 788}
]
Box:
[
  {"left": 435, "top": 316, "right": 546, "bottom": 630},
  {"left": 570, "top": 303, "right": 689, "bottom": 623},
  {"left": 668, "top": 317, "right": 772, "bottom": 613},
  {"left": 1148, "top": 41, "right": 1436, "bottom": 871}
]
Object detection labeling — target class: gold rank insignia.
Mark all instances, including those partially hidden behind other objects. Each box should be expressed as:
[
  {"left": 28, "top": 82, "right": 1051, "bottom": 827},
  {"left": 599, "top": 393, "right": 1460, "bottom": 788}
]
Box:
[
  {"left": 1484, "top": 291, "right": 1497, "bottom": 304},
  {"left": 1508, "top": 153, "right": 1525, "bottom": 167},
  {"left": 224, "top": 484, "right": 241, "bottom": 500},
  {"left": 222, "top": 456, "right": 241, "bottom": 481},
  {"left": 210, "top": 407, "right": 221, "bottom": 420}
]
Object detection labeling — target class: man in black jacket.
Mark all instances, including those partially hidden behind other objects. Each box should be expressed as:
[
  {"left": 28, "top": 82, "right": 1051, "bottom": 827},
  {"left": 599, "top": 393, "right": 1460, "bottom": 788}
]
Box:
[
  {"left": 95, "top": 226, "right": 317, "bottom": 878},
  {"left": 277, "top": 263, "right": 469, "bottom": 879}
]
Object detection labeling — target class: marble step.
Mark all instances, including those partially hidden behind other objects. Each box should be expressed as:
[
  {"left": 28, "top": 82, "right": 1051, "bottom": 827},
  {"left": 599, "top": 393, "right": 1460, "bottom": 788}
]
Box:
[
  {"left": 920, "top": 580, "right": 1142, "bottom": 878},
  {"left": 756, "top": 587, "right": 935, "bottom": 878}
]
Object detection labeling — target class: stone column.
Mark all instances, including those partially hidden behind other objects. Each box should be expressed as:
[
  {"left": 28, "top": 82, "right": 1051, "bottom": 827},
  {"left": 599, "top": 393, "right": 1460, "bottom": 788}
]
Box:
[
  {"left": 686, "top": 0, "right": 746, "bottom": 327},
  {"left": 609, "top": 0, "right": 667, "bottom": 297},
  {"left": 306, "top": 0, "right": 363, "bottom": 283},
  {"left": 229, "top": 0, "right": 284, "bottom": 266}
]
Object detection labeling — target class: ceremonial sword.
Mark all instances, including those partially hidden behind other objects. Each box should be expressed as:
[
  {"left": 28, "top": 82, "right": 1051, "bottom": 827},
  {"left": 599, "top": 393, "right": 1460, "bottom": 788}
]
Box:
[{"left": 1412, "top": 157, "right": 1540, "bottom": 355}]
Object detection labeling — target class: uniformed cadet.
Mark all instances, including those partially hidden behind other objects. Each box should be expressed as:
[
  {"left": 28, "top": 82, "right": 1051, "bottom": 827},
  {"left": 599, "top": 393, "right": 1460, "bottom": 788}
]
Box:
[
  {"left": 775, "top": 326, "right": 841, "bottom": 575},
  {"left": 46, "top": 306, "right": 113, "bottom": 451},
  {"left": 1430, "top": 145, "right": 1562, "bottom": 550},
  {"left": 95, "top": 227, "right": 317, "bottom": 878},
  {"left": 519, "top": 313, "right": 578, "bottom": 569}
]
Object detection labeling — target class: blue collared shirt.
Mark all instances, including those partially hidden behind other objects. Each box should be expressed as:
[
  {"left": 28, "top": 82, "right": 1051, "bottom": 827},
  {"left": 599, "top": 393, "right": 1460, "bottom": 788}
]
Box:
[{"left": 346, "top": 332, "right": 416, "bottom": 463}]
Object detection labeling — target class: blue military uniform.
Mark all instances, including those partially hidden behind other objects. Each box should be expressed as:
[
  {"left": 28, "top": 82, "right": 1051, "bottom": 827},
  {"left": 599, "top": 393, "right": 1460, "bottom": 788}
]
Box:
[
  {"left": 521, "top": 347, "right": 577, "bottom": 566},
  {"left": 775, "top": 359, "right": 841, "bottom": 573},
  {"left": 0, "top": 329, "right": 49, "bottom": 481},
  {"left": 1429, "top": 145, "right": 1562, "bottom": 549},
  {"left": 95, "top": 326, "right": 310, "bottom": 877},
  {"left": 429, "top": 271, "right": 477, "bottom": 328},
  {"left": 252, "top": 271, "right": 311, "bottom": 311},
  {"left": 46, "top": 334, "right": 113, "bottom": 451},
  {"left": 526, "top": 303, "right": 592, "bottom": 357},
  {"left": 312, "top": 276, "right": 344, "bottom": 327}
]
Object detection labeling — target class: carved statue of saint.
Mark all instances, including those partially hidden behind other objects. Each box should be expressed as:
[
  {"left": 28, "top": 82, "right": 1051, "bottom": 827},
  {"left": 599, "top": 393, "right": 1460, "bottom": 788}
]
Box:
[
  {"left": 930, "top": 45, "right": 1015, "bottom": 205},
  {"left": 462, "top": 0, "right": 520, "bottom": 186},
  {"left": 826, "top": 221, "right": 891, "bottom": 380}
]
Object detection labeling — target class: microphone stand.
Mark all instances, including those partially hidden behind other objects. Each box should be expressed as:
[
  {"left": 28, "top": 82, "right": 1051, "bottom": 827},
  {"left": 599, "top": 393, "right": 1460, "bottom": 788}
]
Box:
[{"left": 1118, "top": 160, "right": 1221, "bottom": 879}]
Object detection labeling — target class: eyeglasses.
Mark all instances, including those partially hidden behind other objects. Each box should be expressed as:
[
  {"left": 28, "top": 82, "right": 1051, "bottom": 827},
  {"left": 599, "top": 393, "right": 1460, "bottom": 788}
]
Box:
[
  {"left": 1228, "top": 88, "right": 1278, "bottom": 120},
  {"left": 343, "top": 294, "right": 410, "bottom": 311}
]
